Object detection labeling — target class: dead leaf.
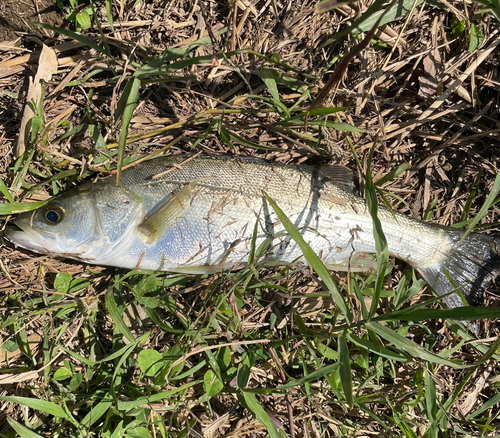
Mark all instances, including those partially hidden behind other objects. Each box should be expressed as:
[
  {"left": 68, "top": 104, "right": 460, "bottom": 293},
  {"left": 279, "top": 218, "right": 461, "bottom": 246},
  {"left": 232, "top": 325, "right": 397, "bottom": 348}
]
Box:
[
  {"left": 423, "top": 47, "right": 442, "bottom": 76},
  {"left": 15, "top": 44, "right": 58, "bottom": 157},
  {"left": 418, "top": 75, "right": 441, "bottom": 98},
  {"left": 418, "top": 48, "right": 443, "bottom": 98}
]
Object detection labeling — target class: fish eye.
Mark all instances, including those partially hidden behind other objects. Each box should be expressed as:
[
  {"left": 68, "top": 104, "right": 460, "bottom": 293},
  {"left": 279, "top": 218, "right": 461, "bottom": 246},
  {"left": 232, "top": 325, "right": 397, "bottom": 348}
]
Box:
[{"left": 43, "top": 204, "right": 65, "bottom": 225}]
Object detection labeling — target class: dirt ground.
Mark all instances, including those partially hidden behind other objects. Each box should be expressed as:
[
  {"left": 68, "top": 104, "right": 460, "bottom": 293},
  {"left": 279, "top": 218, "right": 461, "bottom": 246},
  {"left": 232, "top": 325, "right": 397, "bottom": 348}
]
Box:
[{"left": 0, "top": 0, "right": 63, "bottom": 42}]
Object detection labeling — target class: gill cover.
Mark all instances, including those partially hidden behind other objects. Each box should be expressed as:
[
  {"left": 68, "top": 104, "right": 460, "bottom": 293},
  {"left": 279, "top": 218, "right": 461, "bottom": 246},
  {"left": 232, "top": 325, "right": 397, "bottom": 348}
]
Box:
[{"left": 6, "top": 182, "right": 145, "bottom": 262}]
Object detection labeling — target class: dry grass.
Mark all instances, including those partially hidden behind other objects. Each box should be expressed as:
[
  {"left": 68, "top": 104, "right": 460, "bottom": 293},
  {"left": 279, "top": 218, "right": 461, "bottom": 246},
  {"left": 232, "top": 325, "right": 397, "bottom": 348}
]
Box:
[{"left": 0, "top": 0, "right": 500, "bottom": 437}]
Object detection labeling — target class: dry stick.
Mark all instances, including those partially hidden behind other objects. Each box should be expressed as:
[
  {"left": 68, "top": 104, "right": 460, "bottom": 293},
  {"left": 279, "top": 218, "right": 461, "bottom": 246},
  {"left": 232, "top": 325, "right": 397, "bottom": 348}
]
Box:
[
  {"left": 387, "top": 30, "right": 500, "bottom": 140},
  {"left": 114, "top": 134, "right": 187, "bottom": 173},
  {"left": 441, "top": 100, "right": 494, "bottom": 148},
  {"left": 152, "top": 151, "right": 203, "bottom": 180},
  {"left": 16, "top": 44, "right": 58, "bottom": 157},
  {"left": 268, "top": 346, "right": 295, "bottom": 438},
  {"left": 413, "top": 102, "right": 495, "bottom": 174},
  {"left": 168, "top": 339, "right": 271, "bottom": 371},
  {"left": 230, "top": 0, "right": 238, "bottom": 61},
  {"left": 236, "top": 7, "right": 251, "bottom": 34},
  {"left": 352, "top": 40, "right": 456, "bottom": 94},
  {"left": 309, "top": 4, "right": 393, "bottom": 110},
  {"left": 462, "top": 0, "right": 476, "bottom": 108},
  {"left": 0, "top": 40, "right": 86, "bottom": 68},
  {"left": 362, "top": 0, "right": 420, "bottom": 108},
  {"left": 45, "top": 104, "right": 78, "bottom": 133},
  {"left": 197, "top": 0, "right": 219, "bottom": 53},
  {"left": 48, "top": 51, "right": 92, "bottom": 97},
  {"left": 271, "top": 0, "right": 280, "bottom": 19},
  {"left": 38, "top": 145, "right": 83, "bottom": 166}
]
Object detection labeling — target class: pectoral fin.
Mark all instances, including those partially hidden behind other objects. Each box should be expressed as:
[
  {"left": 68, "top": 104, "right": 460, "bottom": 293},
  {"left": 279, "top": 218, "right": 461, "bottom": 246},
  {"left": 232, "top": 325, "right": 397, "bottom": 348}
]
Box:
[{"left": 138, "top": 182, "right": 196, "bottom": 245}]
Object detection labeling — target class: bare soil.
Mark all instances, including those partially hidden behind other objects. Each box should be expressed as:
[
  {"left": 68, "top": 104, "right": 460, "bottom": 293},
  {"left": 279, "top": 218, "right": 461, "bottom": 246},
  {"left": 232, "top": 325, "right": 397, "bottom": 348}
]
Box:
[{"left": 0, "top": 0, "right": 63, "bottom": 42}]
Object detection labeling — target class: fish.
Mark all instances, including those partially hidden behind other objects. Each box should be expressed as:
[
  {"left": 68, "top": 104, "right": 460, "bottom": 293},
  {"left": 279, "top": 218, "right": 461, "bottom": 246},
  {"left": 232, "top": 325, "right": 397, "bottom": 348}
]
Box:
[{"left": 5, "top": 154, "right": 500, "bottom": 312}]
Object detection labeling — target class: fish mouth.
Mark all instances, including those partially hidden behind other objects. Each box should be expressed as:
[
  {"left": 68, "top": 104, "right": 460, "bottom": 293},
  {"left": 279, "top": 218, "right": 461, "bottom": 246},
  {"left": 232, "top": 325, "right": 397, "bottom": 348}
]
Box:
[
  {"left": 5, "top": 220, "right": 98, "bottom": 263},
  {"left": 4, "top": 221, "right": 57, "bottom": 255}
]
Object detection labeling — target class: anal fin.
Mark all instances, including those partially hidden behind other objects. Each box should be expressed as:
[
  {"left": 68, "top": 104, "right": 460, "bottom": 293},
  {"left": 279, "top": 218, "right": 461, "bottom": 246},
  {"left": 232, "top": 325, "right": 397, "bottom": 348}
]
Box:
[{"left": 324, "top": 252, "right": 378, "bottom": 272}]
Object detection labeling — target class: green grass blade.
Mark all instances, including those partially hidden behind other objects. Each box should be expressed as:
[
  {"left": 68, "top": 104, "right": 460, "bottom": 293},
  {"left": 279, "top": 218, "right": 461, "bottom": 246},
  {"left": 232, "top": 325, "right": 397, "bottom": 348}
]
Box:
[
  {"left": 467, "top": 391, "right": 500, "bottom": 419},
  {"left": 473, "top": 0, "right": 500, "bottom": 21},
  {"left": 317, "top": 0, "right": 388, "bottom": 49},
  {"left": 283, "top": 119, "right": 367, "bottom": 132},
  {"left": 264, "top": 192, "right": 351, "bottom": 319},
  {"left": 0, "top": 179, "right": 14, "bottom": 202},
  {"left": 425, "top": 365, "right": 437, "bottom": 425},
  {"left": 81, "top": 396, "right": 113, "bottom": 428},
  {"left": 365, "top": 144, "right": 389, "bottom": 318},
  {"left": 277, "top": 362, "right": 340, "bottom": 390},
  {"left": 247, "top": 217, "right": 260, "bottom": 266},
  {"left": 105, "top": 287, "right": 136, "bottom": 343},
  {"left": 373, "top": 306, "right": 500, "bottom": 323},
  {"left": 59, "top": 345, "right": 96, "bottom": 366},
  {"left": 135, "top": 28, "right": 229, "bottom": 76},
  {"left": 460, "top": 171, "right": 481, "bottom": 222},
  {"left": 116, "top": 381, "right": 199, "bottom": 410},
  {"left": 35, "top": 23, "right": 110, "bottom": 56},
  {"left": 222, "top": 127, "right": 280, "bottom": 151},
  {"left": 437, "top": 338, "right": 500, "bottom": 424},
  {"left": 259, "top": 67, "right": 281, "bottom": 103},
  {"left": 116, "top": 76, "right": 141, "bottom": 185},
  {"left": 105, "top": 0, "right": 114, "bottom": 31},
  {"left": 220, "top": 126, "right": 236, "bottom": 149},
  {"left": 345, "top": 332, "right": 408, "bottom": 362},
  {"left": 243, "top": 94, "right": 291, "bottom": 119},
  {"left": 0, "top": 395, "right": 70, "bottom": 419},
  {"left": 0, "top": 201, "right": 47, "bottom": 215},
  {"left": 375, "top": 163, "right": 411, "bottom": 186},
  {"left": 366, "top": 322, "right": 469, "bottom": 369},
  {"left": 239, "top": 391, "right": 282, "bottom": 438},
  {"left": 338, "top": 332, "right": 353, "bottom": 407},
  {"left": 6, "top": 416, "right": 44, "bottom": 438},
  {"left": 89, "top": 0, "right": 112, "bottom": 56},
  {"left": 302, "top": 106, "right": 353, "bottom": 117},
  {"left": 96, "top": 342, "right": 138, "bottom": 363},
  {"left": 10, "top": 148, "right": 36, "bottom": 195},
  {"left": 109, "top": 420, "right": 125, "bottom": 438},
  {"left": 352, "top": 0, "right": 424, "bottom": 34},
  {"left": 460, "top": 167, "right": 500, "bottom": 243}
]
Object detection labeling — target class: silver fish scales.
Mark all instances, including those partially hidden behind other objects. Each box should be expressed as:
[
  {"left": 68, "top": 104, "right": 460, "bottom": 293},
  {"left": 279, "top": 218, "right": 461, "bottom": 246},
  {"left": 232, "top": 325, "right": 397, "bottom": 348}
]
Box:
[{"left": 6, "top": 154, "right": 500, "bottom": 311}]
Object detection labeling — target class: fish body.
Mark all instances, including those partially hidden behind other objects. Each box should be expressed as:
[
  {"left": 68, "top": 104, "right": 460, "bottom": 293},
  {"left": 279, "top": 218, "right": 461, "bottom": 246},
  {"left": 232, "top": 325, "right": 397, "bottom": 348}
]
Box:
[{"left": 6, "top": 154, "right": 500, "bottom": 309}]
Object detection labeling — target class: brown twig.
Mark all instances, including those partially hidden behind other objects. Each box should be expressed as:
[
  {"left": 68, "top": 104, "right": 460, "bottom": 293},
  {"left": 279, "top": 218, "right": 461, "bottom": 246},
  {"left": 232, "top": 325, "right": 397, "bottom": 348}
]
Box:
[
  {"left": 309, "top": 3, "right": 394, "bottom": 110},
  {"left": 269, "top": 346, "right": 295, "bottom": 438}
]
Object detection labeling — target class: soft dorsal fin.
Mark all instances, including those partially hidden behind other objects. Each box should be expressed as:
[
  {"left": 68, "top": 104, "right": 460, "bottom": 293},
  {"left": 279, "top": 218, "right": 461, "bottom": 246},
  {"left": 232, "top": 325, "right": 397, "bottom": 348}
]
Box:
[{"left": 318, "top": 165, "right": 358, "bottom": 194}]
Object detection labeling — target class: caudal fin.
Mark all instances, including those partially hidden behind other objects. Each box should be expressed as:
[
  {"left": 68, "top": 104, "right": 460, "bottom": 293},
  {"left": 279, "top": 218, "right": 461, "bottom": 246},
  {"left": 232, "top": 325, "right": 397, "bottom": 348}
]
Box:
[{"left": 421, "top": 230, "right": 500, "bottom": 310}]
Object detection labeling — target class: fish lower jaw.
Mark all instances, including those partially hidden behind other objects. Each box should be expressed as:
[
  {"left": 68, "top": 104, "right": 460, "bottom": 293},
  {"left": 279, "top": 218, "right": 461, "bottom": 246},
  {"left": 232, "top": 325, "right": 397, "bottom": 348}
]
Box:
[
  {"left": 5, "top": 228, "right": 95, "bottom": 263},
  {"left": 4, "top": 228, "right": 56, "bottom": 255}
]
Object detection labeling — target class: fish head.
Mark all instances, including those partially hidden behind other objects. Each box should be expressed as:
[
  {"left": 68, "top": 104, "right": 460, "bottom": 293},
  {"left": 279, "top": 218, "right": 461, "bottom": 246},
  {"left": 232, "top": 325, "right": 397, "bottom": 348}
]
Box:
[{"left": 5, "top": 182, "right": 145, "bottom": 263}]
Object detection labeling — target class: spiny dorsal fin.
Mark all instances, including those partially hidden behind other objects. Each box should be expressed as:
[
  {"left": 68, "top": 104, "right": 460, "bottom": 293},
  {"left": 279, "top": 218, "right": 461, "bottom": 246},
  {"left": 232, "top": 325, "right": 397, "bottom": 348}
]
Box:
[{"left": 318, "top": 165, "right": 358, "bottom": 194}]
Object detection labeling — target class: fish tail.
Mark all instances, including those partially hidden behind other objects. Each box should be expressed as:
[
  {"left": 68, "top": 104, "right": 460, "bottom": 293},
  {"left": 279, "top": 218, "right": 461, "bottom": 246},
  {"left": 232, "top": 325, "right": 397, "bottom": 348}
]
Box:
[{"left": 420, "top": 230, "right": 500, "bottom": 309}]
